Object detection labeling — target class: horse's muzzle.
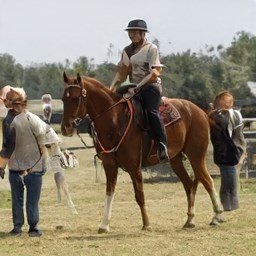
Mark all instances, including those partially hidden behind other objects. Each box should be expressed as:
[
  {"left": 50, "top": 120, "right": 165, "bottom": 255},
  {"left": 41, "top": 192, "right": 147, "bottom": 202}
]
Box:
[{"left": 61, "top": 122, "right": 75, "bottom": 137}]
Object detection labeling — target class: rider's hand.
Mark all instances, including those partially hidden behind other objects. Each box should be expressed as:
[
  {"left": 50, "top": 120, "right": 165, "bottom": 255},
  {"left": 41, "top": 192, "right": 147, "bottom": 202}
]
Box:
[
  {"left": 128, "top": 87, "right": 136, "bottom": 94},
  {"left": 0, "top": 167, "right": 5, "bottom": 179}
]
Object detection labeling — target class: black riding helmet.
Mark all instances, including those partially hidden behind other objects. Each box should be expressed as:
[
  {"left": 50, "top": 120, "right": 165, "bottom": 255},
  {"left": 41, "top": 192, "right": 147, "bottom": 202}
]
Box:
[{"left": 125, "top": 19, "right": 148, "bottom": 32}]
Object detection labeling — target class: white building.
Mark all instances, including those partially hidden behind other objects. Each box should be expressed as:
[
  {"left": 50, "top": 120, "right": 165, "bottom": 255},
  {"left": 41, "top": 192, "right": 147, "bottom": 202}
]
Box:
[{"left": 247, "top": 81, "right": 256, "bottom": 96}]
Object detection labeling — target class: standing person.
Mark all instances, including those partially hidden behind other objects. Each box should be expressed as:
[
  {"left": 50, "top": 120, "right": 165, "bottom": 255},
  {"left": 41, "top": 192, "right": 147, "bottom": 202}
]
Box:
[
  {"left": 209, "top": 91, "right": 246, "bottom": 211},
  {"left": 0, "top": 87, "right": 47, "bottom": 237},
  {"left": 110, "top": 19, "right": 169, "bottom": 162},
  {"left": 41, "top": 94, "right": 52, "bottom": 124}
]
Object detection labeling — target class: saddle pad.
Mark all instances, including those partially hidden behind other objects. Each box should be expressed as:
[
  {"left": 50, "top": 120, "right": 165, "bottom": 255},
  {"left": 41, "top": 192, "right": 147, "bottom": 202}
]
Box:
[{"left": 159, "top": 97, "right": 181, "bottom": 126}]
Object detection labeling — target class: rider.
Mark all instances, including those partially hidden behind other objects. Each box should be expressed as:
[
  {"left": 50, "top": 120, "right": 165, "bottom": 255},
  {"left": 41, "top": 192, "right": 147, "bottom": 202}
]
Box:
[{"left": 110, "top": 19, "right": 169, "bottom": 162}]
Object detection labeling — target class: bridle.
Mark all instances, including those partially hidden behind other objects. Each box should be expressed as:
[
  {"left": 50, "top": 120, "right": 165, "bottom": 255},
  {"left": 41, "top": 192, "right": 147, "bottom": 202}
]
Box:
[
  {"left": 63, "top": 83, "right": 134, "bottom": 154},
  {"left": 63, "top": 84, "right": 87, "bottom": 125}
]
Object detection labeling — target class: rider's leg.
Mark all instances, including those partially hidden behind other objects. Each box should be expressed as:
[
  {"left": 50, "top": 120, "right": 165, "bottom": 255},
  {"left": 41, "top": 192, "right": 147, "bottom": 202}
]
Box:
[{"left": 139, "top": 84, "right": 169, "bottom": 162}]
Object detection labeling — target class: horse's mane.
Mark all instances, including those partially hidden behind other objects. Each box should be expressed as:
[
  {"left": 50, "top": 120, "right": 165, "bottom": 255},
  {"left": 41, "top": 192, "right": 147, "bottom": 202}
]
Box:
[{"left": 81, "top": 76, "right": 121, "bottom": 101}]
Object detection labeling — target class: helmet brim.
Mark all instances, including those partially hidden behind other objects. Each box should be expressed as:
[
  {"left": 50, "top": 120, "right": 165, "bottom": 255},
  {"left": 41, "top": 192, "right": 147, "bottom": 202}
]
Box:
[{"left": 124, "top": 27, "right": 149, "bottom": 32}]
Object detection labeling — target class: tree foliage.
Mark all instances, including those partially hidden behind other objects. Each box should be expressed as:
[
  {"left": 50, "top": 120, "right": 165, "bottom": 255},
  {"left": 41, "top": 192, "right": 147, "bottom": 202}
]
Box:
[{"left": 0, "top": 31, "right": 255, "bottom": 110}]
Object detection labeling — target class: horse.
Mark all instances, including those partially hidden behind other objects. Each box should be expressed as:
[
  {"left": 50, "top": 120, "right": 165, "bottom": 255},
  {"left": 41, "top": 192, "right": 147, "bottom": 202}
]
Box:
[
  {"left": 1, "top": 87, "right": 78, "bottom": 214},
  {"left": 61, "top": 72, "right": 223, "bottom": 233}
]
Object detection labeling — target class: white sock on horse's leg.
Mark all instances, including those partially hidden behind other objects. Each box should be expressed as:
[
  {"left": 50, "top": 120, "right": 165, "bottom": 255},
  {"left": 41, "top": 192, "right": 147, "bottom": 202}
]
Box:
[{"left": 99, "top": 194, "right": 115, "bottom": 232}]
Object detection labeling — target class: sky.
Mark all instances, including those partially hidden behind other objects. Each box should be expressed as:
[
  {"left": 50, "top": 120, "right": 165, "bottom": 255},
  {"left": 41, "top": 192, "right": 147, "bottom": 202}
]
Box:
[{"left": 0, "top": 0, "right": 256, "bottom": 66}]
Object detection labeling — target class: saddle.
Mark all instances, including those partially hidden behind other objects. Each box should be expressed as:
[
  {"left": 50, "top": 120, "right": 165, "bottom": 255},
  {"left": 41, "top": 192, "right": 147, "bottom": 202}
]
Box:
[
  {"left": 117, "top": 85, "right": 181, "bottom": 127},
  {"left": 118, "top": 85, "right": 181, "bottom": 166}
]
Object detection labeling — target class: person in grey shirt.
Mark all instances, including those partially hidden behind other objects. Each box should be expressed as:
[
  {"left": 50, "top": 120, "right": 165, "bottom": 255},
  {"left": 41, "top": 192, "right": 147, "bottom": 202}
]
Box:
[{"left": 0, "top": 87, "right": 46, "bottom": 237}]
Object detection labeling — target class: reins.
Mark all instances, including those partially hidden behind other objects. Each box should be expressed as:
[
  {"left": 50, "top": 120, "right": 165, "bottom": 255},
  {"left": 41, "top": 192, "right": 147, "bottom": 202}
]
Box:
[
  {"left": 93, "top": 98, "right": 126, "bottom": 120},
  {"left": 91, "top": 97, "right": 134, "bottom": 154}
]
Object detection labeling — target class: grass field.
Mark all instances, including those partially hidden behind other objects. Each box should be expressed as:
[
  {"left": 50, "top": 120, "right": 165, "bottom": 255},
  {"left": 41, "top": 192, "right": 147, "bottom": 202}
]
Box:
[{"left": 1, "top": 109, "right": 256, "bottom": 256}]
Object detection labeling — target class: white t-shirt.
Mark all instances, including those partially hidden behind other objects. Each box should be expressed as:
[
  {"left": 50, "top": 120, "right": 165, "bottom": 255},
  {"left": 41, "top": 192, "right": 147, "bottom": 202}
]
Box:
[{"left": 119, "top": 41, "right": 163, "bottom": 84}]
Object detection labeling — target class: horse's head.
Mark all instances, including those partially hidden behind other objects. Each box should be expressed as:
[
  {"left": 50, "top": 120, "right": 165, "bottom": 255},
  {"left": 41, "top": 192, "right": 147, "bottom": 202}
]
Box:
[{"left": 61, "top": 72, "right": 87, "bottom": 136}]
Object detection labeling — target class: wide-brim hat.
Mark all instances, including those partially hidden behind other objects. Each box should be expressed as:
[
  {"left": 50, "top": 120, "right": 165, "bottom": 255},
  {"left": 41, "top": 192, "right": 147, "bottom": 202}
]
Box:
[{"left": 125, "top": 19, "right": 149, "bottom": 32}]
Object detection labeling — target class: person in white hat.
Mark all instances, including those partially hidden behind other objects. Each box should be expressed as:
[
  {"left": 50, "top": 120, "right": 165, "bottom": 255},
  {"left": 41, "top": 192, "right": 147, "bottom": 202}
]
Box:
[{"left": 0, "top": 86, "right": 76, "bottom": 237}]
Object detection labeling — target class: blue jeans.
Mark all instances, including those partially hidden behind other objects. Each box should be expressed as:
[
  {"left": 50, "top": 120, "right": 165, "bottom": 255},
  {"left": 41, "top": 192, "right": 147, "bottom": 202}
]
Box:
[
  {"left": 9, "top": 171, "right": 43, "bottom": 230},
  {"left": 219, "top": 165, "right": 239, "bottom": 211}
]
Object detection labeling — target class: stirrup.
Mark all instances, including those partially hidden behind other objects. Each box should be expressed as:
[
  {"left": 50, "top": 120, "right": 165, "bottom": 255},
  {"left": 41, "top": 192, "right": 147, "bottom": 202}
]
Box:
[{"left": 157, "top": 142, "right": 169, "bottom": 163}]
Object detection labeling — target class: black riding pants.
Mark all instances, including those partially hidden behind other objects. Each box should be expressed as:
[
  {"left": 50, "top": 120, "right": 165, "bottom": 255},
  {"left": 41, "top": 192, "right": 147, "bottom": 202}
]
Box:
[{"left": 139, "top": 84, "right": 167, "bottom": 145}]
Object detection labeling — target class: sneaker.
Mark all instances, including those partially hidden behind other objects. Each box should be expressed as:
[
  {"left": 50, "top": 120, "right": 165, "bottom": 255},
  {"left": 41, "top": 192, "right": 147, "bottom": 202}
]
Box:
[
  {"left": 9, "top": 228, "right": 22, "bottom": 237},
  {"left": 157, "top": 142, "right": 169, "bottom": 163},
  {"left": 28, "top": 227, "right": 42, "bottom": 237}
]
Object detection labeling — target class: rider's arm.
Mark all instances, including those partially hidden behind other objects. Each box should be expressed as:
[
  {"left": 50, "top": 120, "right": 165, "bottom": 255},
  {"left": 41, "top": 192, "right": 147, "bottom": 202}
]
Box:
[
  {"left": 110, "top": 51, "right": 130, "bottom": 92},
  {"left": 136, "top": 66, "right": 162, "bottom": 90}
]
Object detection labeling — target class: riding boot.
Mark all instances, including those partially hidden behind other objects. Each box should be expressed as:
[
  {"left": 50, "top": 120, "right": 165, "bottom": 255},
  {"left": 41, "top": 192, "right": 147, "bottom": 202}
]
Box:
[{"left": 157, "top": 142, "right": 169, "bottom": 163}]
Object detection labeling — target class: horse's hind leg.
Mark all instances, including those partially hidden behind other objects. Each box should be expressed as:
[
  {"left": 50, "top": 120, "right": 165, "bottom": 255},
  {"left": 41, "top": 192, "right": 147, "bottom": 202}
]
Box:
[
  {"left": 188, "top": 154, "right": 223, "bottom": 226},
  {"left": 98, "top": 163, "right": 118, "bottom": 234},
  {"left": 129, "top": 170, "right": 151, "bottom": 231},
  {"left": 170, "top": 154, "right": 198, "bottom": 228}
]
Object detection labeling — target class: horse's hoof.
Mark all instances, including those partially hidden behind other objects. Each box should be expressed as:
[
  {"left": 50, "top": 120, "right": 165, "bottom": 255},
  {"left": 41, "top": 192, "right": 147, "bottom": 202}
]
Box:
[
  {"left": 210, "top": 219, "right": 220, "bottom": 226},
  {"left": 70, "top": 207, "right": 78, "bottom": 215},
  {"left": 215, "top": 216, "right": 226, "bottom": 223},
  {"left": 183, "top": 223, "right": 195, "bottom": 229},
  {"left": 98, "top": 228, "right": 109, "bottom": 234},
  {"left": 142, "top": 225, "right": 152, "bottom": 231}
]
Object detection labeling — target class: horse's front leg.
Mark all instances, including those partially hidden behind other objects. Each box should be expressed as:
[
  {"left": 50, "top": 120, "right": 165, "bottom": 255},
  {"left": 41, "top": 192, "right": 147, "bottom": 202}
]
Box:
[
  {"left": 98, "top": 163, "right": 118, "bottom": 234},
  {"left": 130, "top": 170, "right": 151, "bottom": 231}
]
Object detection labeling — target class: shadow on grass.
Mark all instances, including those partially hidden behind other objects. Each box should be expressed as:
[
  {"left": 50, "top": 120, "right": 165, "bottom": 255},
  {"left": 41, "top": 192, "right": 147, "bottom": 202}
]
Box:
[
  {"left": 63, "top": 232, "right": 142, "bottom": 242},
  {"left": 0, "top": 232, "right": 10, "bottom": 238}
]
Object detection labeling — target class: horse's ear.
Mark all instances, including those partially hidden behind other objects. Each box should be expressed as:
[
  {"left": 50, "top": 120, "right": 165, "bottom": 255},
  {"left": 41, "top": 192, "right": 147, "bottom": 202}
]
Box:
[
  {"left": 63, "top": 71, "right": 68, "bottom": 83},
  {"left": 77, "top": 73, "right": 82, "bottom": 84}
]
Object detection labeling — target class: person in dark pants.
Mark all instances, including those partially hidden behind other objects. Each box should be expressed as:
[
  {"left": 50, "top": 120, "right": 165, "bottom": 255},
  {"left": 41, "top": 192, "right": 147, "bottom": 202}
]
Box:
[
  {"left": 110, "top": 19, "right": 169, "bottom": 162},
  {"left": 218, "top": 165, "right": 238, "bottom": 211},
  {"left": 210, "top": 91, "right": 246, "bottom": 211},
  {"left": 0, "top": 87, "right": 46, "bottom": 237}
]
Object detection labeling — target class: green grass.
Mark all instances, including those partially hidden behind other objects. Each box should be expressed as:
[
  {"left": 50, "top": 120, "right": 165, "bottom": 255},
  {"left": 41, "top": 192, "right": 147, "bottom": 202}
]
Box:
[
  {"left": 0, "top": 190, "right": 11, "bottom": 208},
  {"left": 1, "top": 103, "right": 256, "bottom": 256}
]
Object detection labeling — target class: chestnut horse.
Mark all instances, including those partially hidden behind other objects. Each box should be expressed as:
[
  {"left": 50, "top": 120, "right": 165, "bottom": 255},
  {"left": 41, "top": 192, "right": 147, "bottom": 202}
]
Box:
[{"left": 61, "top": 72, "right": 223, "bottom": 233}]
